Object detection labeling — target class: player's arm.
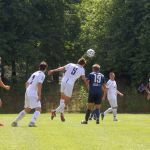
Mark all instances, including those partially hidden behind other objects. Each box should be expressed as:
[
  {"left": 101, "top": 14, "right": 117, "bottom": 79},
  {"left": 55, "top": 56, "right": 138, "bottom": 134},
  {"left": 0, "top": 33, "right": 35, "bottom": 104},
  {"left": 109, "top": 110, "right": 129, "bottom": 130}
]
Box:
[
  {"left": 145, "top": 85, "right": 150, "bottom": 94},
  {"left": 0, "top": 80, "right": 10, "bottom": 90},
  {"left": 102, "top": 83, "right": 107, "bottom": 100},
  {"left": 81, "top": 75, "right": 89, "bottom": 89},
  {"left": 48, "top": 66, "right": 65, "bottom": 75},
  {"left": 37, "top": 83, "right": 42, "bottom": 101},
  {"left": 117, "top": 90, "right": 124, "bottom": 96}
]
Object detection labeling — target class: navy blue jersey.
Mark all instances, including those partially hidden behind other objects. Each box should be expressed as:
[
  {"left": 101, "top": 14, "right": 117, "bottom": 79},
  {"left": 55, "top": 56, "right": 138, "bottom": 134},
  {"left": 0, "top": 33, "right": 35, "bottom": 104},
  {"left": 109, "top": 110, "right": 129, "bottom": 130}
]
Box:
[{"left": 87, "top": 72, "right": 105, "bottom": 95}]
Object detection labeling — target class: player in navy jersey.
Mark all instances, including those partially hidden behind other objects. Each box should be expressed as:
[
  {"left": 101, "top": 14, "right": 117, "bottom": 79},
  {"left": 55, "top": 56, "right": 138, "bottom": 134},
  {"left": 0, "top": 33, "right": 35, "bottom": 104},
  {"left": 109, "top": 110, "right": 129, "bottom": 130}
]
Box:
[{"left": 81, "top": 64, "right": 106, "bottom": 124}]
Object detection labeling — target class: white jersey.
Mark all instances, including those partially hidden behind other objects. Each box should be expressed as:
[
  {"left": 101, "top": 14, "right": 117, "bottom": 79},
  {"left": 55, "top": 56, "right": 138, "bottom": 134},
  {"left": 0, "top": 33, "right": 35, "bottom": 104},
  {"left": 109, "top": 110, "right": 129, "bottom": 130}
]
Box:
[
  {"left": 107, "top": 79, "right": 117, "bottom": 99},
  {"left": 61, "top": 63, "right": 85, "bottom": 86},
  {"left": 26, "top": 71, "right": 45, "bottom": 96}
]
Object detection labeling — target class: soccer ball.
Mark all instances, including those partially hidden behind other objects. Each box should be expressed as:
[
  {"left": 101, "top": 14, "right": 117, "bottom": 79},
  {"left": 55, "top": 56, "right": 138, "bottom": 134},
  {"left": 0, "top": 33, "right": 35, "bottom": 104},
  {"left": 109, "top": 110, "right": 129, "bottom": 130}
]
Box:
[{"left": 86, "top": 49, "right": 95, "bottom": 57}]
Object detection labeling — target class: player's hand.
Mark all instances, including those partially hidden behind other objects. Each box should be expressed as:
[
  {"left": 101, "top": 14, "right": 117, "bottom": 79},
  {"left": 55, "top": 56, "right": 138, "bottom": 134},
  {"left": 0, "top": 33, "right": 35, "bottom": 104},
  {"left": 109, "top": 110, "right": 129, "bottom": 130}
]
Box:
[
  {"left": 5, "top": 85, "right": 10, "bottom": 90},
  {"left": 0, "top": 99, "right": 2, "bottom": 107},
  {"left": 120, "top": 93, "right": 124, "bottom": 97}
]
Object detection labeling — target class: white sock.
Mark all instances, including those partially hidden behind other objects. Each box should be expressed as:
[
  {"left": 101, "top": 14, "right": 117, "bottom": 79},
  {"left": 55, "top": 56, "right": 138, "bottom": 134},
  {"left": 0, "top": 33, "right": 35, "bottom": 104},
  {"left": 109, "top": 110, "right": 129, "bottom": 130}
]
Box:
[
  {"left": 15, "top": 110, "right": 26, "bottom": 123},
  {"left": 55, "top": 99, "right": 65, "bottom": 113},
  {"left": 59, "top": 99, "right": 65, "bottom": 113},
  {"left": 31, "top": 111, "right": 40, "bottom": 123},
  {"left": 112, "top": 109, "right": 117, "bottom": 118},
  {"left": 104, "top": 108, "right": 113, "bottom": 116},
  {"left": 55, "top": 106, "right": 61, "bottom": 113}
]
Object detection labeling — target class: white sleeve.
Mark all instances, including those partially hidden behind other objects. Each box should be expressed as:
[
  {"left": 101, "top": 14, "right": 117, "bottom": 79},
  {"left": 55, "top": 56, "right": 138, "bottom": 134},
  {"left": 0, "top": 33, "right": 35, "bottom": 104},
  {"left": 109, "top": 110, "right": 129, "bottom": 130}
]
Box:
[
  {"left": 81, "top": 68, "right": 85, "bottom": 76},
  {"left": 64, "top": 63, "right": 71, "bottom": 71},
  {"left": 106, "top": 80, "right": 112, "bottom": 89},
  {"left": 27, "top": 75, "right": 33, "bottom": 84},
  {"left": 38, "top": 74, "right": 45, "bottom": 83}
]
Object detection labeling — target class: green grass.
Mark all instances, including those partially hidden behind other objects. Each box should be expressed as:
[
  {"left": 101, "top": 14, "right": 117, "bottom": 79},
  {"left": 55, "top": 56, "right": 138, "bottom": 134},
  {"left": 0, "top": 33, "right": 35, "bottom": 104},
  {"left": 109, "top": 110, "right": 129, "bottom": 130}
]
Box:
[{"left": 0, "top": 113, "right": 150, "bottom": 150}]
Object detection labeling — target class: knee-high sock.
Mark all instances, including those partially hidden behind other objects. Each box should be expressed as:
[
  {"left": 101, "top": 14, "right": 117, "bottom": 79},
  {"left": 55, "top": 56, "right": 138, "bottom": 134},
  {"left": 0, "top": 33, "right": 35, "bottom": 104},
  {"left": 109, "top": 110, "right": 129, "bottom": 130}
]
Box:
[
  {"left": 95, "top": 109, "right": 100, "bottom": 120},
  {"left": 85, "top": 109, "right": 91, "bottom": 122},
  {"left": 31, "top": 111, "right": 40, "bottom": 123},
  {"left": 112, "top": 108, "right": 117, "bottom": 118},
  {"left": 59, "top": 99, "right": 65, "bottom": 113},
  {"left": 15, "top": 110, "right": 26, "bottom": 123},
  {"left": 55, "top": 99, "right": 65, "bottom": 113},
  {"left": 90, "top": 109, "right": 96, "bottom": 118},
  {"left": 104, "top": 107, "right": 113, "bottom": 116}
]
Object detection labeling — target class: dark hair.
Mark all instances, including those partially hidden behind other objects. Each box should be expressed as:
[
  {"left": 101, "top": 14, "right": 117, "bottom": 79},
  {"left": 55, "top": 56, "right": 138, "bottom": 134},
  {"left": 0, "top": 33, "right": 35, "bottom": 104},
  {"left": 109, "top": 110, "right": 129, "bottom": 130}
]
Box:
[
  {"left": 77, "top": 58, "right": 86, "bottom": 66},
  {"left": 92, "top": 64, "right": 100, "bottom": 72},
  {"left": 39, "top": 61, "right": 48, "bottom": 71}
]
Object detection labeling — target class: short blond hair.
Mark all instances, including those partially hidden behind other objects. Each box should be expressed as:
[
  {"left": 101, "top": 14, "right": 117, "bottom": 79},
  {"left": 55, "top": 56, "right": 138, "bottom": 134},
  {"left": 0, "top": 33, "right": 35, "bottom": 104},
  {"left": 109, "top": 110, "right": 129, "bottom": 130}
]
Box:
[{"left": 92, "top": 64, "right": 100, "bottom": 71}]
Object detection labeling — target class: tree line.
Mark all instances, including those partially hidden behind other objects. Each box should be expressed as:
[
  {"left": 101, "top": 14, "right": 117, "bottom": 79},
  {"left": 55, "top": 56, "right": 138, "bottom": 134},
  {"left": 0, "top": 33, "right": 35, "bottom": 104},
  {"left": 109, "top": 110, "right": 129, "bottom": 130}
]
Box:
[{"left": 0, "top": 0, "right": 149, "bottom": 85}]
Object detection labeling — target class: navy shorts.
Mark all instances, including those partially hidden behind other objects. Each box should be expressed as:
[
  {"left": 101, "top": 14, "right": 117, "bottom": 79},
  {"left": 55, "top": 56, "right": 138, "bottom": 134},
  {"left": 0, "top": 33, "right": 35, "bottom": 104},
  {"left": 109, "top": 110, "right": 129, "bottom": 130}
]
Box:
[{"left": 88, "top": 93, "right": 102, "bottom": 104}]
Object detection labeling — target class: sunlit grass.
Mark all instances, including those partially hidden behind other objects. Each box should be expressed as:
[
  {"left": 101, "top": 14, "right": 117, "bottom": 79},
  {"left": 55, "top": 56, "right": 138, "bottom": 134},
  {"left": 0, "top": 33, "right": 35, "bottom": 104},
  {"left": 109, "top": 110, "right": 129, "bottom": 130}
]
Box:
[{"left": 0, "top": 114, "right": 150, "bottom": 150}]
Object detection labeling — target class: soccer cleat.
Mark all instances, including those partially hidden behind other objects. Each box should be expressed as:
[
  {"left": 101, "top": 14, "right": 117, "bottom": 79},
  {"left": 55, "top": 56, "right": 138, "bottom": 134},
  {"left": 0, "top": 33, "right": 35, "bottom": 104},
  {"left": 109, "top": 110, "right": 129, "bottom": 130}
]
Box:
[
  {"left": 88, "top": 117, "right": 92, "bottom": 120},
  {"left": 81, "top": 120, "right": 88, "bottom": 124},
  {"left": 51, "top": 110, "right": 56, "bottom": 120},
  {"left": 11, "top": 121, "right": 18, "bottom": 127},
  {"left": 101, "top": 113, "right": 104, "bottom": 120},
  {"left": 113, "top": 118, "right": 118, "bottom": 121},
  {"left": 96, "top": 120, "right": 99, "bottom": 124},
  {"left": 60, "top": 113, "right": 65, "bottom": 122},
  {"left": 93, "top": 116, "right": 97, "bottom": 120},
  {"left": 28, "top": 122, "right": 36, "bottom": 127}
]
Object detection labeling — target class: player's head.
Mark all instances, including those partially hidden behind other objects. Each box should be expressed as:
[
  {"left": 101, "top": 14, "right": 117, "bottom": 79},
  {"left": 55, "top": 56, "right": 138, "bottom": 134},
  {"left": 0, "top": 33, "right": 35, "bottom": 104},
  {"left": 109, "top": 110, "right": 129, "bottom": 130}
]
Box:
[
  {"left": 92, "top": 64, "right": 100, "bottom": 72},
  {"left": 77, "top": 58, "right": 86, "bottom": 66},
  {"left": 39, "top": 61, "right": 48, "bottom": 72},
  {"left": 109, "top": 72, "right": 115, "bottom": 80}
]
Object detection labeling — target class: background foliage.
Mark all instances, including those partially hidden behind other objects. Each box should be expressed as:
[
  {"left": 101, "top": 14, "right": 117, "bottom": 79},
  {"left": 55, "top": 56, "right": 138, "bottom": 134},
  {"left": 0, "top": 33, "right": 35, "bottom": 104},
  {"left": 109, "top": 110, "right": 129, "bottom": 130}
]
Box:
[{"left": 0, "top": 0, "right": 149, "bottom": 112}]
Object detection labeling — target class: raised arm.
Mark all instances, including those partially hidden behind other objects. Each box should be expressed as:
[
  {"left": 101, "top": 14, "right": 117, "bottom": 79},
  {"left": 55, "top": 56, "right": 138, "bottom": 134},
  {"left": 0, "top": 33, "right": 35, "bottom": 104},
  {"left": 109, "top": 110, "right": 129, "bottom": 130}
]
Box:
[{"left": 48, "top": 66, "right": 65, "bottom": 75}]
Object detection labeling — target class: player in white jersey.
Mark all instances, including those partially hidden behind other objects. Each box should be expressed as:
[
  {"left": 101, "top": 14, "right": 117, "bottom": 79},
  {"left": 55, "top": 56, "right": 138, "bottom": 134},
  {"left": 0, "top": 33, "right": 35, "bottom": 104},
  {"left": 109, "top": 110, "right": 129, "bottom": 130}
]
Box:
[
  {"left": 11, "top": 61, "right": 47, "bottom": 127},
  {"left": 48, "top": 58, "right": 87, "bottom": 122},
  {"left": 101, "top": 72, "right": 123, "bottom": 121},
  {"left": 0, "top": 57, "right": 10, "bottom": 126}
]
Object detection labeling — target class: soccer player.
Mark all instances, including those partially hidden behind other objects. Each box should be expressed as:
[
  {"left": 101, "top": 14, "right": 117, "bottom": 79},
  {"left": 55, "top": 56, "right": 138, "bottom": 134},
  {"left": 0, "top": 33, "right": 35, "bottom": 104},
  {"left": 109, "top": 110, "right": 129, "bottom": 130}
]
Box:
[
  {"left": 0, "top": 57, "right": 10, "bottom": 126},
  {"left": 81, "top": 64, "right": 106, "bottom": 124},
  {"left": 146, "top": 78, "right": 150, "bottom": 100},
  {"left": 11, "top": 61, "right": 47, "bottom": 127},
  {"left": 48, "top": 58, "right": 87, "bottom": 122},
  {"left": 101, "top": 72, "right": 123, "bottom": 121}
]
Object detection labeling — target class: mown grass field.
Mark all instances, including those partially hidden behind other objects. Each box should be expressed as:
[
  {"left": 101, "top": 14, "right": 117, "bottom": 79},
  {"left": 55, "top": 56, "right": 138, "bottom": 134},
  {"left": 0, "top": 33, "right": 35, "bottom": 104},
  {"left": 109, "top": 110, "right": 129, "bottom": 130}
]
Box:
[{"left": 0, "top": 113, "right": 150, "bottom": 150}]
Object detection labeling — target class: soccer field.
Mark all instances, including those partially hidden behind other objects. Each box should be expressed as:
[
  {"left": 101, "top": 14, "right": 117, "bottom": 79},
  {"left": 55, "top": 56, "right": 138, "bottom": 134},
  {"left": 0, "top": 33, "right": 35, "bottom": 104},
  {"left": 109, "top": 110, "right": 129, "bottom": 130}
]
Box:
[{"left": 0, "top": 114, "right": 150, "bottom": 150}]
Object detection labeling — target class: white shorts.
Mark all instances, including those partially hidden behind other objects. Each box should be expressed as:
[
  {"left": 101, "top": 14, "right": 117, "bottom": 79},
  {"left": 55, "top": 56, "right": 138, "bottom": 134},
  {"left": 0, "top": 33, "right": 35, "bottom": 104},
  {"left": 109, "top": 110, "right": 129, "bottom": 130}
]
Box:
[
  {"left": 108, "top": 96, "right": 118, "bottom": 108},
  {"left": 61, "top": 82, "right": 73, "bottom": 97},
  {"left": 24, "top": 94, "right": 41, "bottom": 109}
]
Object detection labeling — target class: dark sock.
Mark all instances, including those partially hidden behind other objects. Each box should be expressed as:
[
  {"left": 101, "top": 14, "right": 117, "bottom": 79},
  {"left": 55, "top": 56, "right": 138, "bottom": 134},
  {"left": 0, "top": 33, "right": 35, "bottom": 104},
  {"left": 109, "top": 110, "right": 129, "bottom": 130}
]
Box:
[
  {"left": 95, "top": 109, "right": 100, "bottom": 120},
  {"left": 85, "top": 109, "right": 91, "bottom": 122}
]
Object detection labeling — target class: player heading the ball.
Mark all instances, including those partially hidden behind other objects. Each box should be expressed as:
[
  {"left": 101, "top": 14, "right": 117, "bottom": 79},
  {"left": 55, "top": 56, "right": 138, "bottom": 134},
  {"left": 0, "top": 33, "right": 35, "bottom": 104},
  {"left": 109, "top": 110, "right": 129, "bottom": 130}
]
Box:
[{"left": 48, "top": 58, "right": 87, "bottom": 122}]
